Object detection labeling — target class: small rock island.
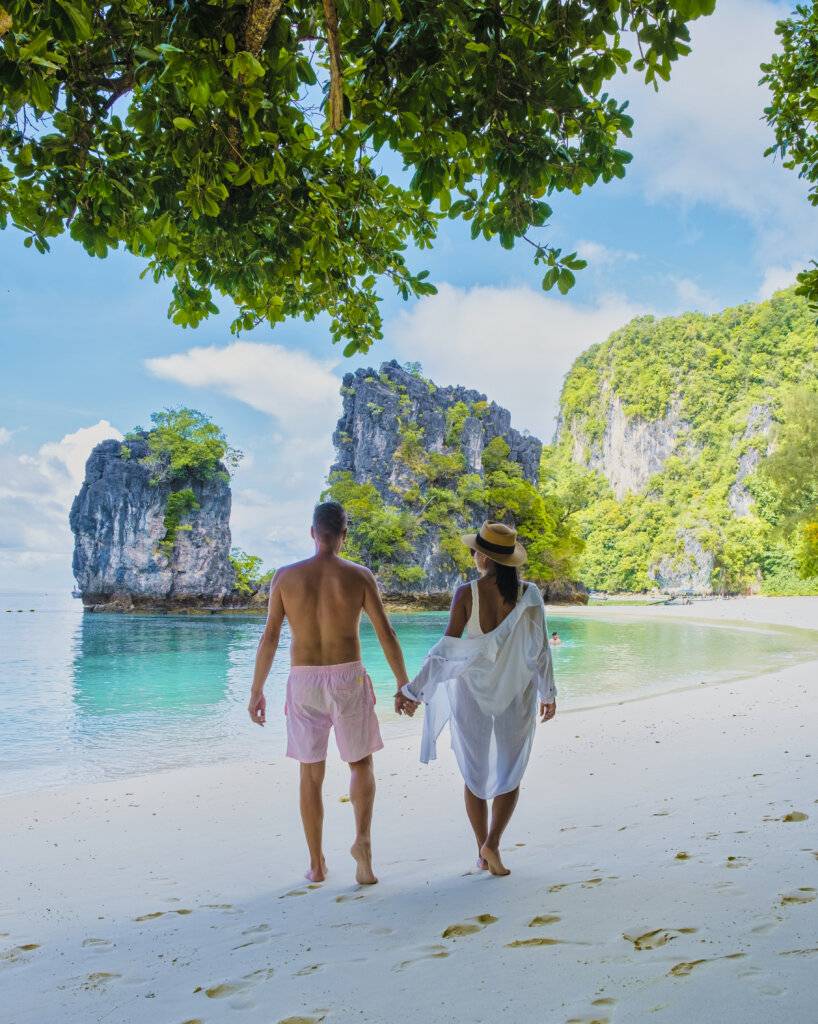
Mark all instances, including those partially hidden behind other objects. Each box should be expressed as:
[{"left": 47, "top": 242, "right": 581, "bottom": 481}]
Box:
[{"left": 70, "top": 410, "right": 242, "bottom": 612}]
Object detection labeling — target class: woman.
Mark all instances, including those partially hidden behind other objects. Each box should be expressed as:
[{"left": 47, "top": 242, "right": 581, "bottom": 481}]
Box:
[{"left": 396, "top": 522, "right": 557, "bottom": 876}]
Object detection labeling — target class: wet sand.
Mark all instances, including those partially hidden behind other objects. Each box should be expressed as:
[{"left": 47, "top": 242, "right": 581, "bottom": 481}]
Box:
[{"left": 2, "top": 597, "right": 816, "bottom": 1023}]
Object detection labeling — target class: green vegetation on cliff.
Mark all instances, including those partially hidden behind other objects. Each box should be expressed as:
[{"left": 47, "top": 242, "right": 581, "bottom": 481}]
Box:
[
  {"left": 326, "top": 371, "right": 582, "bottom": 590},
  {"left": 550, "top": 289, "right": 818, "bottom": 594},
  {"left": 123, "top": 407, "right": 243, "bottom": 557}
]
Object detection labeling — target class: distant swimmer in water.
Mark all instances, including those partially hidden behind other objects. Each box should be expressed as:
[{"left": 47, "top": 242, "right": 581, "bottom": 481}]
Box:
[{"left": 550, "top": 631, "right": 562, "bottom": 646}]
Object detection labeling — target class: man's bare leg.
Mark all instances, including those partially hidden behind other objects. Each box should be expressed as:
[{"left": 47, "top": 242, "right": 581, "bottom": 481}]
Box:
[
  {"left": 480, "top": 787, "right": 520, "bottom": 877},
  {"left": 464, "top": 785, "right": 489, "bottom": 869},
  {"left": 348, "top": 754, "right": 378, "bottom": 885},
  {"left": 300, "top": 761, "right": 328, "bottom": 882}
]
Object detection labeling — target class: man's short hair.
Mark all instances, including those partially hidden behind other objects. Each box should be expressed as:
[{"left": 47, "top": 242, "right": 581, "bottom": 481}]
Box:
[{"left": 313, "top": 500, "right": 347, "bottom": 539}]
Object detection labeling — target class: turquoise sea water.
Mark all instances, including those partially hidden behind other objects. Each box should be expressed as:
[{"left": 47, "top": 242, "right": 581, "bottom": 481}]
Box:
[{"left": 2, "top": 591, "right": 817, "bottom": 796}]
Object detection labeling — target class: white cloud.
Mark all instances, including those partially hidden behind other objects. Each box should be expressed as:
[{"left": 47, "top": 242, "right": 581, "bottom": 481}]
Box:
[
  {"left": 0, "top": 427, "right": 11, "bottom": 445},
  {"left": 0, "top": 420, "right": 122, "bottom": 587},
  {"left": 146, "top": 341, "right": 341, "bottom": 437},
  {"left": 670, "top": 276, "right": 720, "bottom": 313},
  {"left": 146, "top": 341, "right": 345, "bottom": 571},
  {"left": 386, "top": 283, "right": 643, "bottom": 441},
  {"left": 576, "top": 240, "right": 638, "bottom": 267},
  {"left": 757, "top": 263, "right": 802, "bottom": 300},
  {"left": 625, "top": 0, "right": 814, "bottom": 270}
]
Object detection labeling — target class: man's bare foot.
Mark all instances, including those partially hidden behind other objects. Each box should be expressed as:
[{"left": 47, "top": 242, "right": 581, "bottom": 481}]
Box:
[
  {"left": 305, "top": 857, "right": 328, "bottom": 883},
  {"left": 350, "top": 839, "right": 378, "bottom": 885},
  {"left": 480, "top": 843, "right": 510, "bottom": 877}
]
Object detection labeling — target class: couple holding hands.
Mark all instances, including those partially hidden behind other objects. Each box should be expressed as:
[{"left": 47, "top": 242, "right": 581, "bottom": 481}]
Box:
[{"left": 248, "top": 501, "right": 556, "bottom": 885}]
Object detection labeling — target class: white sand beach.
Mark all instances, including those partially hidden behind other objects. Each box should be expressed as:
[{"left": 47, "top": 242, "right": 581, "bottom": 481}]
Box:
[{"left": 3, "top": 597, "right": 817, "bottom": 1024}]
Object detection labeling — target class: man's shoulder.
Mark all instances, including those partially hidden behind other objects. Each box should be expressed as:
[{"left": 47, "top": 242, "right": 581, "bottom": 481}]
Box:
[{"left": 337, "top": 558, "right": 375, "bottom": 582}]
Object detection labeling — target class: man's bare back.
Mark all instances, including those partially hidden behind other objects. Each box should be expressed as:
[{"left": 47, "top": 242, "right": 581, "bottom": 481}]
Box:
[{"left": 273, "top": 554, "right": 376, "bottom": 667}]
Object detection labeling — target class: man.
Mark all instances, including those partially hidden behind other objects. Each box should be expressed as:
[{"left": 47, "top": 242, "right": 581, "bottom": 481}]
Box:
[{"left": 248, "top": 500, "right": 410, "bottom": 886}]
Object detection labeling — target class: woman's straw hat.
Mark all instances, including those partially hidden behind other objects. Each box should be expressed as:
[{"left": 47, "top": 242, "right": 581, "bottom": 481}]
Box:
[{"left": 460, "top": 521, "right": 528, "bottom": 567}]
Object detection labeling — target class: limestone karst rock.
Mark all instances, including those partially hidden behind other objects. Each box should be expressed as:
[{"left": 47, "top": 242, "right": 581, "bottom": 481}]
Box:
[
  {"left": 70, "top": 434, "right": 235, "bottom": 610},
  {"left": 331, "top": 360, "right": 542, "bottom": 596}
]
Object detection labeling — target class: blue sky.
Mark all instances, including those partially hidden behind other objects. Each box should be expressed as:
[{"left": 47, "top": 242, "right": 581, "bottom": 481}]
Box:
[{"left": 1, "top": 0, "right": 812, "bottom": 590}]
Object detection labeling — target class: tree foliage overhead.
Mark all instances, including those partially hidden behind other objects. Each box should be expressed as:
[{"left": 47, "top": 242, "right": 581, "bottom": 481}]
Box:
[
  {"left": 0, "top": 0, "right": 714, "bottom": 352},
  {"left": 762, "top": 1, "right": 818, "bottom": 310}
]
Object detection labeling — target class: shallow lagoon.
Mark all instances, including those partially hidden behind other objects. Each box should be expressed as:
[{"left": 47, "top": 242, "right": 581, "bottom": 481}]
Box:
[{"left": 2, "top": 591, "right": 817, "bottom": 795}]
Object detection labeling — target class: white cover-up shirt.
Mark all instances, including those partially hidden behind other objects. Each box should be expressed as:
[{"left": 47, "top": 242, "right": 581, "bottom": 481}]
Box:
[{"left": 401, "top": 581, "right": 556, "bottom": 799}]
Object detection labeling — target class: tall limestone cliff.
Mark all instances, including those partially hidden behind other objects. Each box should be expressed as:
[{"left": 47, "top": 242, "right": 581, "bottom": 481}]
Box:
[
  {"left": 329, "top": 360, "right": 543, "bottom": 596},
  {"left": 552, "top": 288, "right": 817, "bottom": 594},
  {"left": 70, "top": 433, "right": 235, "bottom": 610}
]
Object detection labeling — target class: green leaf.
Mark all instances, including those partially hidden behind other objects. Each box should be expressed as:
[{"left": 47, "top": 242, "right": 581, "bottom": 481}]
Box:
[
  {"left": 56, "top": 0, "right": 92, "bottom": 41},
  {"left": 172, "top": 116, "right": 195, "bottom": 131}
]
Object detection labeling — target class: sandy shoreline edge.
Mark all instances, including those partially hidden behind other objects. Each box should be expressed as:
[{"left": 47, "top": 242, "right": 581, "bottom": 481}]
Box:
[{"left": 3, "top": 596, "right": 817, "bottom": 1024}]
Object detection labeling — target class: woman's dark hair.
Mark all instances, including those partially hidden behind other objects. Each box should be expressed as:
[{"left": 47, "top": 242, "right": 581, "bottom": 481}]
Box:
[{"left": 493, "top": 561, "right": 520, "bottom": 606}]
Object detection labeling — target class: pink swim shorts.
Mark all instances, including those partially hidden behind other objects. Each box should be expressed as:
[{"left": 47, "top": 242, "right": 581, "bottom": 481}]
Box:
[{"left": 285, "top": 661, "right": 384, "bottom": 764}]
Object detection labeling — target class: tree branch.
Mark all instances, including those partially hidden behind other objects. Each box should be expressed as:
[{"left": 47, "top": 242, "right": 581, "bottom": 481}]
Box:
[
  {"left": 321, "top": 0, "right": 344, "bottom": 131},
  {"left": 241, "top": 0, "right": 285, "bottom": 54}
]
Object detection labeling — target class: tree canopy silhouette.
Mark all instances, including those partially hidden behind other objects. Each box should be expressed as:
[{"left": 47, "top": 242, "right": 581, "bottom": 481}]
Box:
[{"left": 0, "top": 0, "right": 715, "bottom": 352}]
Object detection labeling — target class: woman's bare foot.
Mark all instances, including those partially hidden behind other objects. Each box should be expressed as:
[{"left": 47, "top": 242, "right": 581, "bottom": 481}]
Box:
[
  {"left": 305, "top": 856, "right": 328, "bottom": 883},
  {"left": 350, "top": 839, "right": 378, "bottom": 885},
  {"left": 476, "top": 855, "right": 489, "bottom": 871},
  {"left": 480, "top": 843, "right": 510, "bottom": 877}
]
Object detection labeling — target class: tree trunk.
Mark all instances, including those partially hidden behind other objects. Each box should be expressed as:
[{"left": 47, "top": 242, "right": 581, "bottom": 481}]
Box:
[
  {"left": 321, "top": 0, "right": 344, "bottom": 131},
  {"left": 241, "top": 0, "right": 285, "bottom": 54}
]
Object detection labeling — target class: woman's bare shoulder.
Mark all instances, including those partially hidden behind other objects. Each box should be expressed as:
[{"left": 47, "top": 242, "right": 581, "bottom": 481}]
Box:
[{"left": 451, "top": 582, "right": 472, "bottom": 608}]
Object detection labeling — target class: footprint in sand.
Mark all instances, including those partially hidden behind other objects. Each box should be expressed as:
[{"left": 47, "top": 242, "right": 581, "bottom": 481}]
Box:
[
  {"left": 529, "top": 915, "right": 561, "bottom": 928},
  {"left": 567, "top": 1017, "right": 610, "bottom": 1024},
  {"left": 81, "top": 972, "right": 122, "bottom": 991},
  {"left": 335, "top": 892, "right": 367, "bottom": 904},
  {"left": 281, "top": 890, "right": 308, "bottom": 898},
  {"left": 507, "top": 937, "right": 566, "bottom": 948},
  {"left": 751, "top": 916, "right": 783, "bottom": 935},
  {"left": 623, "top": 928, "right": 697, "bottom": 951},
  {"left": 725, "top": 856, "right": 750, "bottom": 869},
  {"left": 782, "top": 811, "right": 809, "bottom": 823},
  {"left": 1, "top": 943, "right": 41, "bottom": 964},
  {"left": 81, "top": 938, "right": 112, "bottom": 949},
  {"left": 592, "top": 998, "right": 616, "bottom": 1008},
  {"left": 277, "top": 1017, "right": 326, "bottom": 1024},
  {"left": 779, "top": 947, "right": 818, "bottom": 957},
  {"left": 548, "top": 876, "right": 612, "bottom": 893},
  {"left": 134, "top": 911, "right": 164, "bottom": 922},
  {"left": 395, "top": 945, "right": 451, "bottom": 970},
  {"left": 243, "top": 924, "right": 272, "bottom": 935},
  {"left": 442, "top": 914, "right": 498, "bottom": 939},
  {"left": 780, "top": 887, "right": 816, "bottom": 906},
  {"left": 201, "top": 981, "right": 249, "bottom": 999},
  {"left": 294, "top": 964, "right": 324, "bottom": 977},
  {"left": 675, "top": 852, "right": 692, "bottom": 861},
  {"left": 669, "top": 953, "right": 745, "bottom": 977}
]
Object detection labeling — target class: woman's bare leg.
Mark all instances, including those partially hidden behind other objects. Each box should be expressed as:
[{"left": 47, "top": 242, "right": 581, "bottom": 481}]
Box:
[
  {"left": 480, "top": 787, "right": 520, "bottom": 876},
  {"left": 300, "top": 761, "right": 328, "bottom": 881},
  {"left": 464, "top": 785, "right": 489, "bottom": 868}
]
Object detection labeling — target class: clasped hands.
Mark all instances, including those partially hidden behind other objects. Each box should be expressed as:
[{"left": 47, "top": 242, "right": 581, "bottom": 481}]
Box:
[{"left": 394, "top": 689, "right": 420, "bottom": 716}]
